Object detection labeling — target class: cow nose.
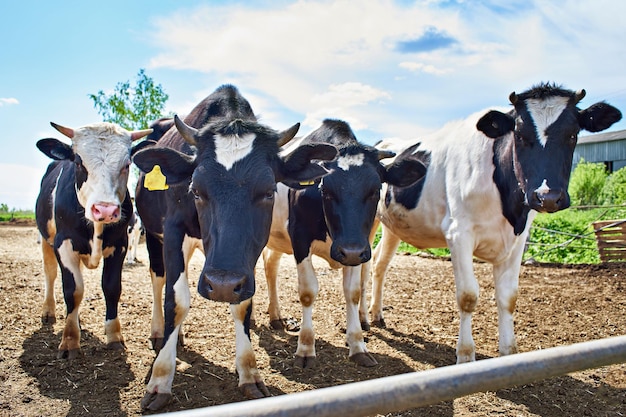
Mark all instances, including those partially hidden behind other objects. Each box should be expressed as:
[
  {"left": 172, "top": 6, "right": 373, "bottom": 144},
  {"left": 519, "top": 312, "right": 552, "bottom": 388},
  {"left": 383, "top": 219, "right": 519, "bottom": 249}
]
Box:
[
  {"left": 332, "top": 244, "right": 371, "bottom": 266},
  {"left": 198, "top": 269, "right": 249, "bottom": 303},
  {"left": 91, "top": 203, "right": 121, "bottom": 223},
  {"left": 530, "top": 189, "right": 569, "bottom": 213}
]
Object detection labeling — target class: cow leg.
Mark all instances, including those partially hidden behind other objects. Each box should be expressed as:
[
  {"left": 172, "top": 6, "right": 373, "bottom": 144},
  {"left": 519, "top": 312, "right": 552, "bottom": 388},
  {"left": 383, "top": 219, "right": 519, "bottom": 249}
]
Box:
[
  {"left": 447, "top": 221, "right": 479, "bottom": 364},
  {"left": 232, "top": 299, "right": 270, "bottom": 399},
  {"left": 145, "top": 231, "right": 166, "bottom": 350},
  {"left": 41, "top": 239, "right": 58, "bottom": 324},
  {"left": 125, "top": 228, "right": 139, "bottom": 264},
  {"left": 359, "top": 260, "right": 371, "bottom": 331},
  {"left": 295, "top": 256, "right": 318, "bottom": 368},
  {"left": 141, "top": 269, "right": 190, "bottom": 412},
  {"left": 370, "top": 227, "right": 402, "bottom": 327},
  {"left": 56, "top": 240, "right": 84, "bottom": 359},
  {"left": 102, "top": 250, "right": 125, "bottom": 350},
  {"left": 493, "top": 237, "right": 526, "bottom": 357},
  {"left": 344, "top": 265, "right": 377, "bottom": 367},
  {"left": 262, "top": 248, "right": 285, "bottom": 330},
  {"left": 358, "top": 223, "right": 379, "bottom": 331}
]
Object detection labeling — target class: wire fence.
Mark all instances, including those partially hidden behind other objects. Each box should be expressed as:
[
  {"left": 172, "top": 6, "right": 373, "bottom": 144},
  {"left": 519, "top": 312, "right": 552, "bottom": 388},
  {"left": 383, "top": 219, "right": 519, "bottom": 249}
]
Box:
[{"left": 523, "top": 205, "right": 626, "bottom": 264}]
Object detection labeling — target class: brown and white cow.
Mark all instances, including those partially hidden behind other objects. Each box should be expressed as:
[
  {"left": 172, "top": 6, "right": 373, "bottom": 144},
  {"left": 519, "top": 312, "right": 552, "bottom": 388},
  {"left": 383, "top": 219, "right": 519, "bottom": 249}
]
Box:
[
  {"left": 370, "top": 83, "right": 622, "bottom": 364},
  {"left": 132, "top": 85, "right": 337, "bottom": 411},
  {"left": 35, "top": 122, "right": 152, "bottom": 359},
  {"left": 263, "top": 119, "right": 426, "bottom": 368}
]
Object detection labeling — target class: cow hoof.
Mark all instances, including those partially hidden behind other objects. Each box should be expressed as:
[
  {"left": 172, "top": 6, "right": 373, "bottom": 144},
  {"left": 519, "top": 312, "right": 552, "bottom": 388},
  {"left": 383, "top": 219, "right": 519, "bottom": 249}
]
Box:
[
  {"left": 106, "top": 341, "right": 126, "bottom": 351},
  {"left": 360, "top": 321, "right": 370, "bottom": 331},
  {"left": 269, "top": 319, "right": 284, "bottom": 330},
  {"left": 140, "top": 392, "right": 173, "bottom": 411},
  {"left": 372, "top": 318, "right": 386, "bottom": 328},
  {"left": 294, "top": 355, "right": 316, "bottom": 369},
  {"left": 41, "top": 314, "right": 56, "bottom": 325},
  {"left": 57, "top": 348, "right": 82, "bottom": 360},
  {"left": 150, "top": 337, "right": 164, "bottom": 352},
  {"left": 239, "top": 381, "right": 271, "bottom": 399},
  {"left": 350, "top": 352, "right": 378, "bottom": 367}
]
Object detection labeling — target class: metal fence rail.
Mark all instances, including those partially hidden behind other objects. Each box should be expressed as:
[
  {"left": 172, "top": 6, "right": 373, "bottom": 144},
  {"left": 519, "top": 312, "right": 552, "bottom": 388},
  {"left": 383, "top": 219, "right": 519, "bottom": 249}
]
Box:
[{"left": 159, "top": 335, "right": 626, "bottom": 417}]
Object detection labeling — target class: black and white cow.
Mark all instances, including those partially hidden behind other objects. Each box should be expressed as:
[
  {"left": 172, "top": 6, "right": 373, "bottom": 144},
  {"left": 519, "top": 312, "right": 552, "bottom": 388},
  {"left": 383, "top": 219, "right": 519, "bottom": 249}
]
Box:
[
  {"left": 131, "top": 85, "right": 337, "bottom": 411},
  {"left": 125, "top": 207, "right": 143, "bottom": 265},
  {"left": 371, "top": 83, "right": 622, "bottom": 364},
  {"left": 36, "top": 121, "right": 153, "bottom": 359},
  {"left": 263, "top": 119, "right": 426, "bottom": 368}
]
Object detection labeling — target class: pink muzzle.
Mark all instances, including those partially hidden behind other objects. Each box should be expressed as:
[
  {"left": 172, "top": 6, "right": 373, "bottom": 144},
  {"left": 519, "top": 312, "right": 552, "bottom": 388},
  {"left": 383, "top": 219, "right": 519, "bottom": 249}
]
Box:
[{"left": 91, "top": 203, "right": 121, "bottom": 223}]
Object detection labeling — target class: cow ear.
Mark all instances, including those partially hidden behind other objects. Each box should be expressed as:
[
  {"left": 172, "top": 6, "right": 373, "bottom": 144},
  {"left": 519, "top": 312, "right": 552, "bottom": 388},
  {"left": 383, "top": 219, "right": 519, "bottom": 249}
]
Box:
[
  {"left": 36, "top": 138, "right": 74, "bottom": 161},
  {"left": 132, "top": 147, "right": 196, "bottom": 185},
  {"left": 476, "top": 110, "right": 515, "bottom": 138},
  {"left": 384, "top": 157, "right": 428, "bottom": 188},
  {"left": 578, "top": 102, "right": 622, "bottom": 133},
  {"left": 278, "top": 143, "right": 338, "bottom": 184},
  {"left": 131, "top": 140, "right": 157, "bottom": 156}
]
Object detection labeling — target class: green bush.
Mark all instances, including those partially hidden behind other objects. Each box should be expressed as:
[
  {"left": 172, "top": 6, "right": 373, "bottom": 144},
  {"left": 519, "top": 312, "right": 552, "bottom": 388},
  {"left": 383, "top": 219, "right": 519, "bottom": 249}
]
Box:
[
  {"left": 568, "top": 159, "right": 608, "bottom": 206},
  {"left": 525, "top": 206, "right": 626, "bottom": 264},
  {"left": 602, "top": 166, "right": 626, "bottom": 204}
]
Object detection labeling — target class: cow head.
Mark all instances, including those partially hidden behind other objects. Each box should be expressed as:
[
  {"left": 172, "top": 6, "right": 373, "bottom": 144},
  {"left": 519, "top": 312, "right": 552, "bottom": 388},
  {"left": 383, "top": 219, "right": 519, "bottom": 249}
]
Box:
[
  {"left": 36, "top": 122, "right": 152, "bottom": 224},
  {"left": 476, "top": 83, "right": 621, "bottom": 215},
  {"left": 133, "top": 115, "right": 337, "bottom": 304},
  {"left": 311, "top": 120, "right": 427, "bottom": 266}
]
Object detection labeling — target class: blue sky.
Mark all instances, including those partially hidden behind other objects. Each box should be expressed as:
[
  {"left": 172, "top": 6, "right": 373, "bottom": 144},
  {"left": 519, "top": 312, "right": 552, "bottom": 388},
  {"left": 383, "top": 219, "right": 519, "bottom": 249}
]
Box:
[{"left": 1, "top": 0, "right": 625, "bottom": 209}]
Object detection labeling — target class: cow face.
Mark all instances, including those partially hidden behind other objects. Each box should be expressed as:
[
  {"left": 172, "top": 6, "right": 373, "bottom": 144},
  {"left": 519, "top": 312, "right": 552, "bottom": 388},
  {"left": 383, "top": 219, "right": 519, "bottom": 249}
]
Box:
[
  {"left": 36, "top": 122, "right": 152, "bottom": 224},
  {"left": 133, "top": 116, "right": 337, "bottom": 304},
  {"left": 476, "top": 84, "right": 622, "bottom": 214},
  {"left": 320, "top": 145, "right": 427, "bottom": 266}
]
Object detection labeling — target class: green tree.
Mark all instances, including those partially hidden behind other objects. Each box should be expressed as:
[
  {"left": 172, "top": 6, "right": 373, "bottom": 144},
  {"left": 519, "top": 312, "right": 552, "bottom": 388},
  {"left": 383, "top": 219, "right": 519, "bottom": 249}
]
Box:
[
  {"left": 568, "top": 159, "right": 608, "bottom": 206},
  {"left": 88, "top": 68, "right": 168, "bottom": 131}
]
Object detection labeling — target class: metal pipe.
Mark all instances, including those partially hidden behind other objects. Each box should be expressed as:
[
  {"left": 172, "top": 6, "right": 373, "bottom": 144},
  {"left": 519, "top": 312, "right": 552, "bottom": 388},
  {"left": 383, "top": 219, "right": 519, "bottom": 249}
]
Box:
[{"left": 160, "top": 335, "right": 626, "bottom": 417}]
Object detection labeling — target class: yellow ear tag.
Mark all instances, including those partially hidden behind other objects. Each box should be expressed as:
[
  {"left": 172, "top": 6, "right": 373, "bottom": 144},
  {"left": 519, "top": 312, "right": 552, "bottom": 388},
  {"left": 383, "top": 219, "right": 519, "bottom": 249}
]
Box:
[
  {"left": 299, "top": 180, "right": 315, "bottom": 186},
  {"left": 144, "top": 165, "right": 169, "bottom": 191}
]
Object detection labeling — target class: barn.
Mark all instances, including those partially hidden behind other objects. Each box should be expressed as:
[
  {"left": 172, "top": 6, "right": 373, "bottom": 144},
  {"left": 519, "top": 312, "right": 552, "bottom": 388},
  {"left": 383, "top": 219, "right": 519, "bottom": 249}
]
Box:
[{"left": 574, "top": 129, "right": 626, "bottom": 172}]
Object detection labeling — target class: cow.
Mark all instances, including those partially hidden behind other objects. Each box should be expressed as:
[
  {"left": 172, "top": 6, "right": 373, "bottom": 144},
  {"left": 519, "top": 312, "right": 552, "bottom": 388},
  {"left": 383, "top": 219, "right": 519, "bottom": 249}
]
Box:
[
  {"left": 35, "top": 121, "right": 153, "bottom": 359},
  {"left": 370, "top": 83, "right": 622, "bottom": 364},
  {"left": 263, "top": 119, "right": 427, "bottom": 369},
  {"left": 131, "top": 84, "right": 338, "bottom": 411},
  {"left": 125, "top": 207, "right": 143, "bottom": 265}
]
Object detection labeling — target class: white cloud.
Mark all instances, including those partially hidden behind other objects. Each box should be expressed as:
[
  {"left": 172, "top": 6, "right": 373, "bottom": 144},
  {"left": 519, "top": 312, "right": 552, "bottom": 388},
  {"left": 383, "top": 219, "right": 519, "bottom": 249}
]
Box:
[
  {"left": 399, "top": 62, "right": 450, "bottom": 75},
  {"left": 0, "top": 98, "right": 19, "bottom": 106},
  {"left": 303, "top": 82, "right": 391, "bottom": 130},
  {"left": 145, "top": 0, "right": 626, "bottom": 140}
]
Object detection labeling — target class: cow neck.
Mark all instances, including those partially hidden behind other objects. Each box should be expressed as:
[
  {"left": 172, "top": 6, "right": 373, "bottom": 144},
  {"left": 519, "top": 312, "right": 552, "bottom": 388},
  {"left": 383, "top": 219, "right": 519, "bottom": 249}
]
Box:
[{"left": 491, "top": 134, "right": 531, "bottom": 236}]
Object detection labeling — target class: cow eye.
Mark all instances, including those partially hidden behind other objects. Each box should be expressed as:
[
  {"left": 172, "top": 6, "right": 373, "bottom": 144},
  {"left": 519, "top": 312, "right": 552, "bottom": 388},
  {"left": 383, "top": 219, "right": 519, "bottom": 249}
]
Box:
[
  {"left": 190, "top": 187, "right": 201, "bottom": 200},
  {"left": 258, "top": 189, "right": 275, "bottom": 203}
]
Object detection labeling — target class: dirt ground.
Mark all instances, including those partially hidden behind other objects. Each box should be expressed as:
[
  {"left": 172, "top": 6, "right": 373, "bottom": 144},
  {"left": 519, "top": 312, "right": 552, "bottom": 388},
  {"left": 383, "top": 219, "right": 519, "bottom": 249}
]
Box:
[{"left": 0, "top": 222, "right": 625, "bottom": 417}]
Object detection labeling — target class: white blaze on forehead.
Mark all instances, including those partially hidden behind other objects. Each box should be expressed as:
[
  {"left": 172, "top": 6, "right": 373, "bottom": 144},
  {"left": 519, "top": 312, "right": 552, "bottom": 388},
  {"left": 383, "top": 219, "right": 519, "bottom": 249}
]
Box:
[
  {"left": 214, "top": 133, "right": 256, "bottom": 170},
  {"left": 337, "top": 153, "right": 364, "bottom": 171},
  {"left": 526, "top": 96, "right": 569, "bottom": 147}
]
